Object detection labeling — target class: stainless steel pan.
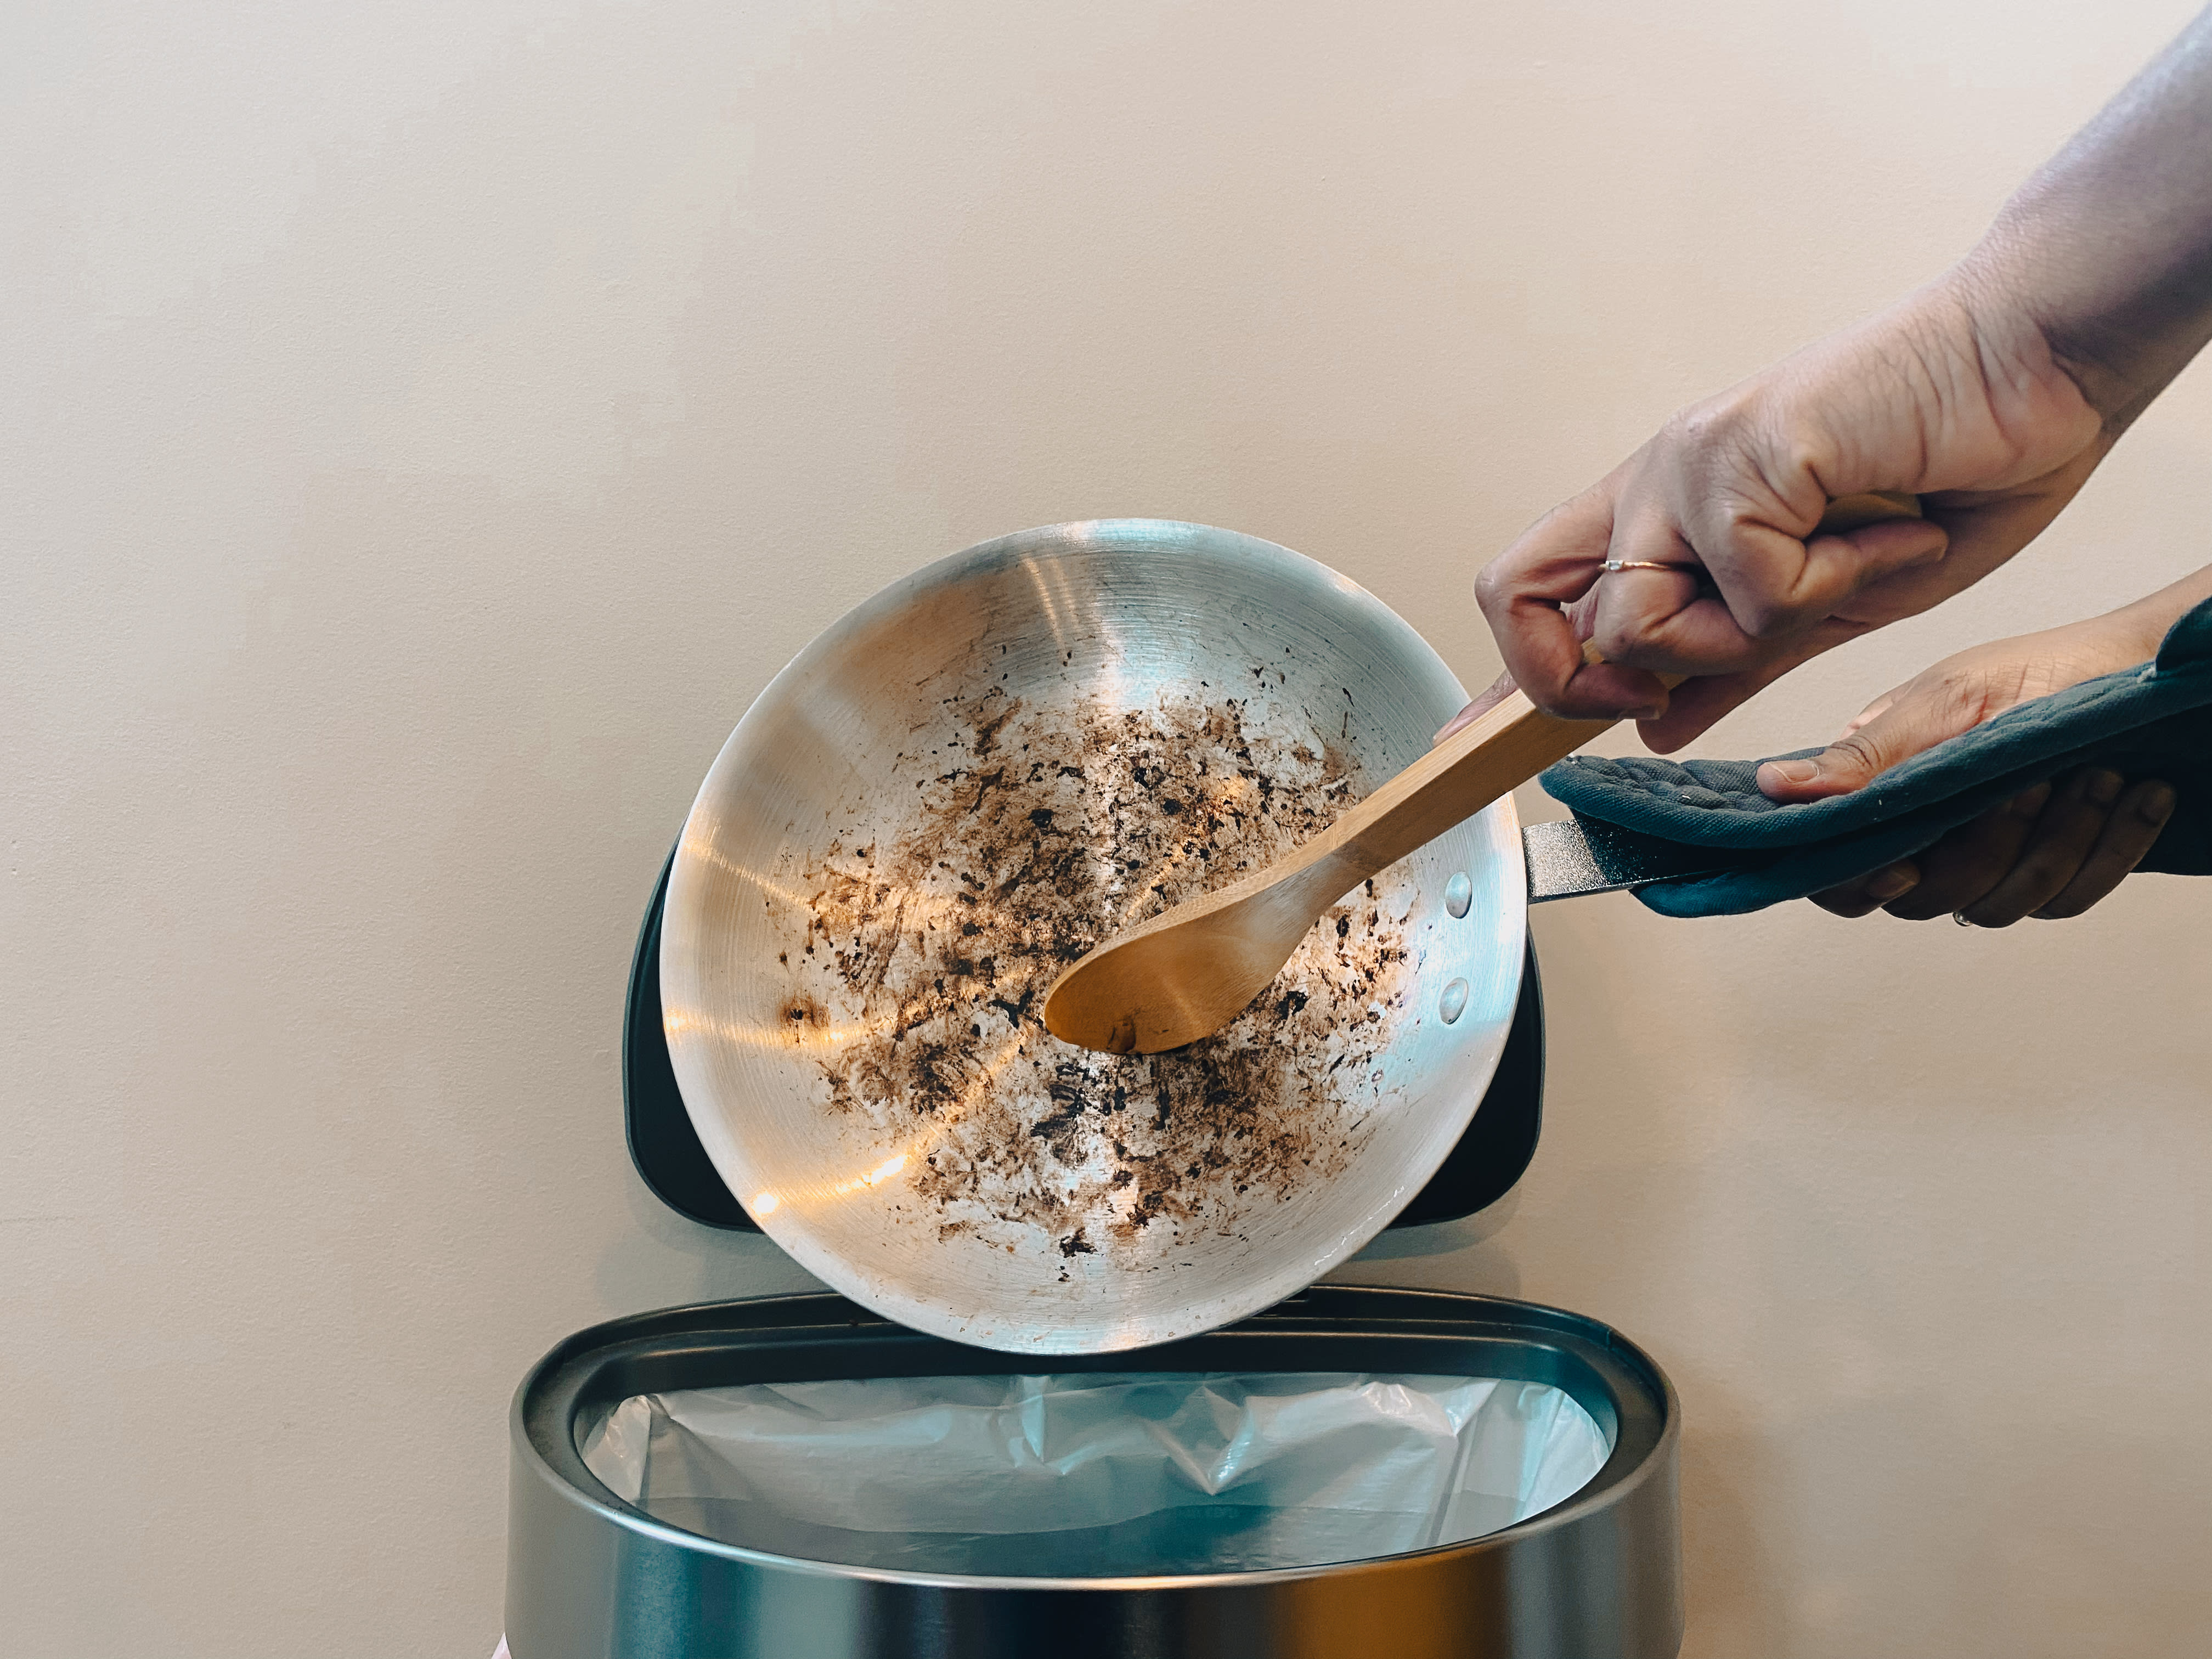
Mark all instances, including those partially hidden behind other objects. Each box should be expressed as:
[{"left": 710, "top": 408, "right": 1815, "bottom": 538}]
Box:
[{"left": 662, "top": 521, "right": 1535, "bottom": 1353}]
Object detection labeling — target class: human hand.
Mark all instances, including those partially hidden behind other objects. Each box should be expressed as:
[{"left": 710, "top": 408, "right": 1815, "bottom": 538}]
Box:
[
  {"left": 1802, "top": 769, "right": 2174, "bottom": 924},
  {"left": 1469, "top": 274, "right": 2107, "bottom": 750},
  {"left": 1756, "top": 612, "right": 2179, "bottom": 923},
  {"left": 1463, "top": 8, "right": 2212, "bottom": 748}
]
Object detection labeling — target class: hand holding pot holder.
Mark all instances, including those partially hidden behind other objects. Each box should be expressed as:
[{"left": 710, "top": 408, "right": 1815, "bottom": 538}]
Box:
[{"left": 1537, "top": 595, "right": 2212, "bottom": 918}]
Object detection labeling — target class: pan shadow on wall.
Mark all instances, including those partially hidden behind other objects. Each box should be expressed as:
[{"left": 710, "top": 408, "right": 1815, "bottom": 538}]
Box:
[
  {"left": 1328, "top": 1196, "right": 1524, "bottom": 1301},
  {"left": 594, "top": 1162, "right": 826, "bottom": 1314}
]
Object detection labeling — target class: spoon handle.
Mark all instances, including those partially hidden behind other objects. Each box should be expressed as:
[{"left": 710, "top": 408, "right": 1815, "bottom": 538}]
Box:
[{"left": 1294, "top": 687, "right": 1613, "bottom": 901}]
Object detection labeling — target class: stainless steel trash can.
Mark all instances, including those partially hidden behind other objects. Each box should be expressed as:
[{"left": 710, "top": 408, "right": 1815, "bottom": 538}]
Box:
[
  {"left": 499, "top": 850, "right": 1681, "bottom": 1658},
  {"left": 505, "top": 1284, "right": 1680, "bottom": 1659}
]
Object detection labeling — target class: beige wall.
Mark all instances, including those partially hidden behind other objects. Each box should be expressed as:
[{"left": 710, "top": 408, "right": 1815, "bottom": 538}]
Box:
[{"left": 6, "top": 3, "right": 2208, "bottom": 1654}]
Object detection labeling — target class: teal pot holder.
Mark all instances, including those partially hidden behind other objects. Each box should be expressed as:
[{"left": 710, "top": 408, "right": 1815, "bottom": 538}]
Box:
[{"left": 1538, "top": 596, "right": 2212, "bottom": 917}]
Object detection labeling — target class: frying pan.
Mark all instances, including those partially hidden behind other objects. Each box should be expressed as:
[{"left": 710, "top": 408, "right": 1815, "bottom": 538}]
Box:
[{"left": 663, "top": 521, "right": 1634, "bottom": 1353}]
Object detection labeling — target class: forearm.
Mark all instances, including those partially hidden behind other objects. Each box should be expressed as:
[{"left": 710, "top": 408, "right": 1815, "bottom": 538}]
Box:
[{"left": 1960, "top": 6, "right": 2212, "bottom": 431}]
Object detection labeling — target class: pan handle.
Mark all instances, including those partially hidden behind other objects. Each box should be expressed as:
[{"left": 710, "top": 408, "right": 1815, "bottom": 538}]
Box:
[{"left": 1523, "top": 816, "right": 1772, "bottom": 903}]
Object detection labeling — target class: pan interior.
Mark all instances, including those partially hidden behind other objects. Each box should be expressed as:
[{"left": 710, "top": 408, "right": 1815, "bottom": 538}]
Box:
[{"left": 662, "top": 522, "right": 1523, "bottom": 1352}]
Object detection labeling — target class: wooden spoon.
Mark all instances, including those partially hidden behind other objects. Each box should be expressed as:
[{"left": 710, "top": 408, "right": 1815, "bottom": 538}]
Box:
[{"left": 1041, "top": 493, "right": 1921, "bottom": 1054}]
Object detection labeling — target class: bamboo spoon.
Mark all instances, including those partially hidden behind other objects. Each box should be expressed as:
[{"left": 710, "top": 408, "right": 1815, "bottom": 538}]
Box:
[{"left": 1041, "top": 493, "right": 1922, "bottom": 1054}]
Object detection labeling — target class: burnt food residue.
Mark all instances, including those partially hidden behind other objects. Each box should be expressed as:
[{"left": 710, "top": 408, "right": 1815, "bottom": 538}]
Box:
[{"left": 773, "top": 681, "right": 1417, "bottom": 1268}]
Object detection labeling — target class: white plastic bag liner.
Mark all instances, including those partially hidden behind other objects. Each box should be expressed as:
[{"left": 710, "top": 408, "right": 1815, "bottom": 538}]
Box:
[{"left": 579, "top": 1372, "right": 1609, "bottom": 1576}]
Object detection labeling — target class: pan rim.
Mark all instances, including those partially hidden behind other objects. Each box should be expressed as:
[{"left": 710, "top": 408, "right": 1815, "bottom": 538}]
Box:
[{"left": 661, "top": 519, "right": 1527, "bottom": 1353}]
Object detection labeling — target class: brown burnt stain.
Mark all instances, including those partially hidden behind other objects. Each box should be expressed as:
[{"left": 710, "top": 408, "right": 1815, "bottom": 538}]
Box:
[
  {"left": 776, "top": 679, "right": 1414, "bottom": 1259},
  {"left": 779, "top": 991, "right": 830, "bottom": 1034}
]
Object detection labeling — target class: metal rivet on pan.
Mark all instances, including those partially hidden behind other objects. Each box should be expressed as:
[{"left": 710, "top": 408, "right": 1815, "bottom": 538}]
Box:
[
  {"left": 1439, "top": 978, "right": 1469, "bottom": 1024},
  {"left": 1443, "top": 872, "right": 1472, "bottom": 918}
]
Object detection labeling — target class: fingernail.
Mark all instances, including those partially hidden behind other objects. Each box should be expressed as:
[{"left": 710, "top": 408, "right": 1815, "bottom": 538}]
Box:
[
  {"left": 2138, "top": 782, "right": 2177, "bottom": 823},
  {"left": 1627, "top": 704, "right": 1664, "bottom": 721},
  {"left": 1865, "top": 864, "right": 1917, "bottom": 900},
  {"left": 2083, "top": 769, "right": 2123, "bottom": 807},
  {"left": 2009, "top": 781, "right": 2052, "bottom": 817},
  {"left": 1767, "top": 759, "right": 1819, "bottom": 785}
]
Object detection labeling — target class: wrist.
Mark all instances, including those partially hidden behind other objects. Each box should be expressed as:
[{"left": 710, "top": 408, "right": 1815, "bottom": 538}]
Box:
[
  {"left": 1931, "top": 253, "right": 2114, "bottom": 433},
  {"left": 2063, "top": 606, "right": 2171, "bottom": 672},
  {"left": 2104, "top": 565, "right": 2212, "bottom": 660},
  {"left": 1957, "top": 205, "right": 2211, "bottom": 437}
]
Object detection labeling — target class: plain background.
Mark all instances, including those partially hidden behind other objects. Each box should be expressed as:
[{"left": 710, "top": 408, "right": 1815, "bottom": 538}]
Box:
[{"left": 7, "top": 2, "right": 2210, "bottom": 1654}]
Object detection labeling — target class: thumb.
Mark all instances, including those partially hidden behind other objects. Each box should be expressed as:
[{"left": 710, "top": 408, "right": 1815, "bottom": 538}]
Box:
[
  {"left": 1756, "top": 680, "right": 1978, "bottom": 801},
  {"left": 1433, "top": 669, "right": 1520, "bottom": 745}
]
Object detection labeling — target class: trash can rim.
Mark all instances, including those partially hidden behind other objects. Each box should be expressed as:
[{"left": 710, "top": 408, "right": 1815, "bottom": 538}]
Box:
[{"left": 510, "top": 1285, "right": 1678, "bottom": 1594}]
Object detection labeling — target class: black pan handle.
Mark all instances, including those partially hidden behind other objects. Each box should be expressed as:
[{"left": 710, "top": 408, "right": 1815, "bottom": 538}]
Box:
[
  {"left": 1523, "top": 816, "right": 1771, "bottom": 903},
  {"left": 626, "top": 837, "right": 1553, "bottom": 1233}
]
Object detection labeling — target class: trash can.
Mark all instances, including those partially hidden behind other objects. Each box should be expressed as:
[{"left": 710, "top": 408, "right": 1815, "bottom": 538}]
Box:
[
  {"left": 506, "top": 1285, "right": 1680, "bottom": 1659},
  {"left": 499, "top": 851, "right": 1682, "bottom": 1659}
]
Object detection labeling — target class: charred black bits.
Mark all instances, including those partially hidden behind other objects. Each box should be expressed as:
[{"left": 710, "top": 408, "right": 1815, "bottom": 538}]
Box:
[{"left": 780, "top": 686, "right": 1414, "bottom": 1256}]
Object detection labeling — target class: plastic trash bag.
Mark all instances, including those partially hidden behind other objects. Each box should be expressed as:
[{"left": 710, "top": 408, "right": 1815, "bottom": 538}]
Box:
[{"left": 579, "top": 1370, "right": 1608, "bottom": 1576}]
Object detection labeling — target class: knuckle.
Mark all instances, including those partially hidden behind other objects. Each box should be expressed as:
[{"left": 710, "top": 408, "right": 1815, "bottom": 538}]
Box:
[
  {"left": 1665, "top": 408, "right": 1722, "bottom": 454},
  {"left": 1777, "top": 429, "right": 1842, "bottom": 495},
  {"left": 1732, "top": 584, "right": 1817, "bottom": 640},
  {"left": 1667, "top": 396, "right": 1751, "bottom": 456},
  {"left": 1824, "top": 730, "right": 1886, "bottom": 779},
  {"left": 1590, "top": 616, "right": 1640, "bottom": 662},
  {"left": 1590, "top": 618, "right": 1678, "bottom": 673},
  {"left": 1472, "top": 561, "right": 1509, "bottom": 615},
  {"left": 1738, "top": 603, "right": 1803, "bottom": 642}
]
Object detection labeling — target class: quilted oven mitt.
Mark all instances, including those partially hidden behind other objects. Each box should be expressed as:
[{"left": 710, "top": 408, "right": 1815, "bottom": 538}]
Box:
[{"left": 1538, "top": 595, "right": 2212, "bottom": 917}]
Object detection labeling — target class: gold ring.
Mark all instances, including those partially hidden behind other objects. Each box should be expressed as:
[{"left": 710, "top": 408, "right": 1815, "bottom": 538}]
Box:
[{"left": 1599, "top": 559, "right": 1694, "bottom": 575}]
